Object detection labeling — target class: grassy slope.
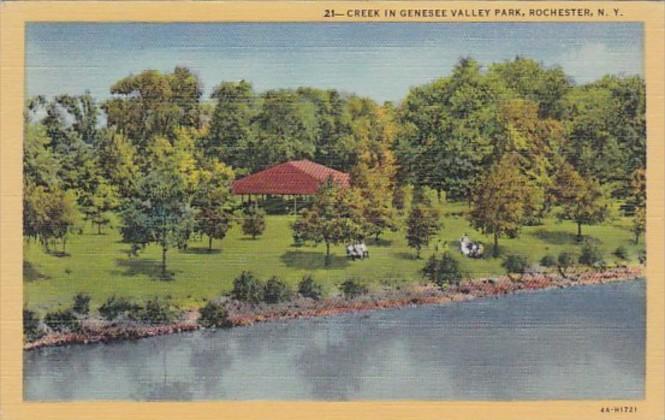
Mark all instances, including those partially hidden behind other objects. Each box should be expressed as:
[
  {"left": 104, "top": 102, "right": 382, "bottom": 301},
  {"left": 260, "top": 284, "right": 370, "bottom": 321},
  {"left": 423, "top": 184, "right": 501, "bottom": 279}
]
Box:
[{"left": 24, "top": 202, "right": 644, "bottom": 314}]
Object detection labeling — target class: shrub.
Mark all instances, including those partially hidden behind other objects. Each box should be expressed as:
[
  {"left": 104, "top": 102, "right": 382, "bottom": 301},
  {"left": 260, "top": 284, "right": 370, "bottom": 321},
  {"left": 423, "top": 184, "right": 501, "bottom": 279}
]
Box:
[
  {"left": 72, "top": 292, "right": 91, "bottom": 316},
  {"left": 579, "top": 241, "right": 603, "bottom": 266},
  {"left": 502, "top": 254, "right": 529, "bottom": 280},
  {"left": 557, "top": 252, "right": 576, "bottom": 278},
  {"left": 44, "top": 308, "right": 79, "bottom": 332},
  {"left": 298, "top": 274, "right": 323, "bottom": 300},
  {"left": 98, "top": 295, "right": 136, "bottom": 321},
  {"left": 23, "top": 309, "right": 43, "bottom": 340},
  {"left": 340, "top": 279, "right": 368, "bottom": 299},
  {"left": 129, "top": 298, "right": 177, "bottom": 324},
  {"left": 263, "top": 276, "right": 292, "bottom": 304},
  {"left": 638, "top": 249, "right": 646, "bottom": 264},
  {"left": 613, "top": 246, "right": 629, "bottom": 261},
  {"left": 540, "top": 254, "right": 557, "bottom": 267},
  {"left": 198, "top": 301, "right": 231, "bottom": 328},
  {"left": 422, "top": 252, "right": 464, "bottom": 289},
  {"left": 242, "top": 206, "right": 266, "bottom": 239},
  {"left": 231, "top": 271, "right": 264, "bottom": 304}
]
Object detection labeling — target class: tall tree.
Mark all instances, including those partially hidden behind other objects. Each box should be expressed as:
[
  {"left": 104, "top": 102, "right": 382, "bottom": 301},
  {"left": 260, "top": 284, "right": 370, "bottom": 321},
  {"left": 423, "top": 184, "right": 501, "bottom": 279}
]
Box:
[
  {"left": 292, "top": 178, "right": 365, "bottom": 265},
  {"left": 405, "top": 203, "right": 441, "bottom": 259},
  {"left": 192, "top": 160, "right": 236, "bottom": 251},
  {"left": 469, "top": 154, "right": 539, "bottom": 256},
  {"left": 553, "top": 162, "right": 611, "bottom": 241},
  {"left": 206, "top": 80, "right": 255, "bottom": 166}
]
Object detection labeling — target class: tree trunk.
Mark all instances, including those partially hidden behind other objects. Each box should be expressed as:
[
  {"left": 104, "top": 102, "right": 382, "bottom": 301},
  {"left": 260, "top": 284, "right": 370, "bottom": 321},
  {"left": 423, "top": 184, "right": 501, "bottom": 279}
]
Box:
[
  {"left": 577, "top": 222, "right": 582, "bottom": 241},
  {"left": 161, "top": 247, "right": 167, "bottom": 278},
  {"left": 325, "top": 242, "right": 331, "bottom": 266},
  {"left": 208, "top": 236, "right": 213, "bottom": 252},
  {"left": 97, "top": 222, "right": 102, "bottom": 235},
  {"left": 493, "top": 233, "right": 499, "bottom": 257},
  {"left": 635, "top": 231, "right": 640, "bottom": 245},
  {"left": 62, "top": 237, "right": 67, "bottom": 254},
  {"left": 416, "top": 246, "right": 421, "bottom": 259},
  {"left": 436, "top": 189, "right": 442, "bottom": 202}
]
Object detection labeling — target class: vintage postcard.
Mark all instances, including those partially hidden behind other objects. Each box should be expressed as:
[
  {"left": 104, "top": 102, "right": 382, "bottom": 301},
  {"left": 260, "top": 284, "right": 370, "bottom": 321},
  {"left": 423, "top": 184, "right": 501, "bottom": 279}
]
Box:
[{"left": 1, "top": 1, "right": 663, "bottom": 419}]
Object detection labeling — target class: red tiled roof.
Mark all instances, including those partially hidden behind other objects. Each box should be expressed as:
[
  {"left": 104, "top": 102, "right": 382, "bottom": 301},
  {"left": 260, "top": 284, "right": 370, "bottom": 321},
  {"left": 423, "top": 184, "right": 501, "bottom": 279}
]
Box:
[{"left": 231, "top": 160, "right": 350, "bottom": 195}]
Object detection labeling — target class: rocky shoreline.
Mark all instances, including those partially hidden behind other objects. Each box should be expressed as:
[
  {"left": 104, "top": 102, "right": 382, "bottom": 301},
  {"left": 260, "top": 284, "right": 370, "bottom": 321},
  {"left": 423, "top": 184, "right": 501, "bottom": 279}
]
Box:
[{"left": 24, "top": 266, "right": 643, "bottom": 351}]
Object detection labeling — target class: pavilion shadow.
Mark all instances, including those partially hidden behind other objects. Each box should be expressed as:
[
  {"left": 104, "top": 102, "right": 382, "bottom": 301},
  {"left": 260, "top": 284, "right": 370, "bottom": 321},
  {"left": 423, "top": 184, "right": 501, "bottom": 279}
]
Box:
[
  {"left": 113, "top": 258, "right": 178, "bottom": 281},
  {"left": 280, "top": 250, "right": 350, "bottom": 270}
]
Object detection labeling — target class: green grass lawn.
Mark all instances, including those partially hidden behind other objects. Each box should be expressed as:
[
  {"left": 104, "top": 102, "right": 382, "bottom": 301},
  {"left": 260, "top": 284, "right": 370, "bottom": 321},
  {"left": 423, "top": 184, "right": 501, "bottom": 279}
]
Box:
[{"left": 24, "top": 201, "right": 644, "bottom": 314}]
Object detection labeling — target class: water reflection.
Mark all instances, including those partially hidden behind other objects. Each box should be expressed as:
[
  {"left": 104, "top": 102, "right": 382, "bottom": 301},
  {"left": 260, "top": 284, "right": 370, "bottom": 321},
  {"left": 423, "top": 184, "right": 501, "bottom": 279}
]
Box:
[{"left": 24, "top": 280, "right": 645, "bottom": 400}]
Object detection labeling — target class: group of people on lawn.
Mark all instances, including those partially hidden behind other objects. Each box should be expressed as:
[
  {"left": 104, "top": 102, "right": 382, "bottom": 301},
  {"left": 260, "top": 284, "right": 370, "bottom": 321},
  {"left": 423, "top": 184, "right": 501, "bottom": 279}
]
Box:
[{"left": 346, "top": 242, "right": 369, "bottom": 260}]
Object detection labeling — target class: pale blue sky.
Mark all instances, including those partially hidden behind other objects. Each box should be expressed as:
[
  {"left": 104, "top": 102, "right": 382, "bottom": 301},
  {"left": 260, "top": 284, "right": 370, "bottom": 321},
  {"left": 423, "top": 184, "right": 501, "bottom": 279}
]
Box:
[{"left": 26, "top": 23, "right": 643, "bottom": 103}]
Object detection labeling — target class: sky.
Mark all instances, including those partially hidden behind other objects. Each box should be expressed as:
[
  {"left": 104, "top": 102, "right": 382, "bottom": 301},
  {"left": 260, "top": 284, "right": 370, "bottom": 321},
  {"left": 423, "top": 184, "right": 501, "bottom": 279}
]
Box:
[{"left": 26, "top": 23, "right": 643, "bottom": 103}]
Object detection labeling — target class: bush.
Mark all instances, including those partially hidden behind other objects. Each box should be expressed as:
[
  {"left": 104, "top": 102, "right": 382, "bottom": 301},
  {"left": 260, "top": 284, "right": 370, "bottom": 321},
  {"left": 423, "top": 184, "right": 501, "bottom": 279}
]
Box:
[
  {"left": 44, "top": 308, "right": 79, "bottom": 332},
  {"left": 557, "top": 252, "right": 576, "bottom": 278},
  {"left": 422, "top": 252, "right": 464, "bottom": 288},
  {"left": 298, "top": 274, "right": 323, "bottom": 300},
  {"left": 613, "top": 246, "right": 629, "bottom": 261},
  {"left": 231, "top": 271, "right": 264, "bottom": 304},
  {"left": 263, "top": 276, "right": 292, "bottom": 304},
  {"left": 23, "top": 309, "right": 43, "bottom": 340},
  {"left": 129, "top": 298, "right": 177, "bottom": 324},
  {"left": 98, "top": 295, "right": 136, "bottom": 321},
  {"left": 638, "top": 249, "right": 646, "bottom": 264},
  {"left": 198, "top": 301, "right": 231, "bottom": 328},
  {"left": 579, "top": 241, "right": 603, "bottom": 266},
  {"left": 72, "top": 292, "right": 91, "bottom": 316},
  {"left": 340, "top": 279, "right": 368, "bottom": 299},
  {"left": 540, "top": 254, "right": 557, "bottom": 267},
  {"left": 502, "top": 254, "right": 529, "bottom": 280},
  {"left": 242, "top": 206, "right": 266, "bottom": 239}
]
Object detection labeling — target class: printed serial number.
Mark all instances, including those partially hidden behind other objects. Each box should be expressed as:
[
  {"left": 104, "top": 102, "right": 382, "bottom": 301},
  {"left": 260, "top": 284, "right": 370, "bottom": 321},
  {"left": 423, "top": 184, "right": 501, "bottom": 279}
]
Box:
[{"left": 600, "top": 406, "right": 638, "bottom": 414}]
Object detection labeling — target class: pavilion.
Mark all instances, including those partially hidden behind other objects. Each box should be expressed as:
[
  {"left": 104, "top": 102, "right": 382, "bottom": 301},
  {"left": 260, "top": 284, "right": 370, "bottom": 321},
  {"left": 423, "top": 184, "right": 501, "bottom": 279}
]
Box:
[{"left": 231, "top": 159, "right": 350, "bottom": 212}]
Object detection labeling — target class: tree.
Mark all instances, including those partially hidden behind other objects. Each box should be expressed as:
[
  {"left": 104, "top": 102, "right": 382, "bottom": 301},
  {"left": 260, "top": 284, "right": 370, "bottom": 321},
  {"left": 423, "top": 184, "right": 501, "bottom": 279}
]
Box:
[
  {"left": 406, "top": 203, "right": 441, "bottom": 259},
  {"left": 502, "top": 254, "right": 530, "bottom": 281},
  {"left": 23, "top": 185, "right": 80, "bottom": 253},
  {"left": 80, "top": 181, "right": 120, "bottom": 234},
  {"left": 96, "top": 130, "right": 139, "bottom": 197},
  {"left": 293, "top": 178, "right": 365, "bottom": 265},
  {"left": 469, "top": 155, "right": 538, "bottom": 256},
  {"left": 120, "top": 165, "right": 195, "bottom": 278},
  {"left": 242, "top": 205, "right": 266, "bottom": 239},
  {"left": 192, "top": 160, "right": 236, "bottom": 251},
  {"left": 422, "top": 252, "right": 464, "bottom": 288},
  {"left": 103, "top": 67, "right": 202, "bottom": 153},
  {"left": 554, "top": 162, "right": 610, "bottom": 241},
  {"left": 206, "top": 80, "right": 255, "bottom": 165}
]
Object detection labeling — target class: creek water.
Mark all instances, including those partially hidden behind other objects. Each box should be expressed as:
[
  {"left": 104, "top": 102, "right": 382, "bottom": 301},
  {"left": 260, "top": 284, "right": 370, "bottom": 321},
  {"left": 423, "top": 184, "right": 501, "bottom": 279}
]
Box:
[{"left": 24, "top": 279, "right": 645, "bottom": 400}]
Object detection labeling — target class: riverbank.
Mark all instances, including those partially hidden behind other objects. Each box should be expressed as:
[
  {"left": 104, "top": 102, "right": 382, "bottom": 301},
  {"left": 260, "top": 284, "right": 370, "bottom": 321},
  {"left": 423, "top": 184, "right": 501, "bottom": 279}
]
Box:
[{"left": 24, "top": 266, "right": 642, "bottom": 351}]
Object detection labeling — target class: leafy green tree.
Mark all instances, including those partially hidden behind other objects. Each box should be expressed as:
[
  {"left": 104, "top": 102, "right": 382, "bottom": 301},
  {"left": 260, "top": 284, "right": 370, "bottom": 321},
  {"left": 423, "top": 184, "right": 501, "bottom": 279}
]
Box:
[
  {"left": 23, "top": 185, "right": 80, "bottom": 253},
  {"left": 103, "top": 67, "right": 202, "bottom": 153},
  {"left": 488, "top": 57, "right": 571, "bottom": 119},
  {"left": 242, "top": 205, "right": 266, "bottom": 239},
  {"left": 554, "top": 162, "right": 610, "bottom": 241},
  {"left": 192, "top": 160, "right": 236, "bottom": 251},
  {"left": 96, "top": 130, "right": 140, "bottom": 197},
  {"left": 406, "top": 203, "right": 441, "bottom": 259},
  {"left": 469, "top": 154, "right": 539, "bottom": 256},
  {"left": 72, "top": 293, "right": 91, "bottom": 316},
  {"left": 80, "top": 181, "right": 120, "bottom": 234},
  {"left": 263, "top": 276, "right": 292, "bottom": 304},
  {"left": 629, "top": 168, "right": 646, "bottom": 243},
  {"left": 422, "top": 252, "right": 464, "bottom": 288},
  {"left": 557, "top": 252, "right": 576, "bottom": 278},
  {"left": 249, "top": 89, "right": 318, "bottom": 171},
  {"left": 198, "top": 301, "right": 231, "bottom": 328},
  {"left": 502, "top": 254, "right": 530, "bottom": 281},
  {"left": 23, "top": 124, "right": 61, "bottom": 189},
  {"left": 23, "top": 309, "right": 43, "bottom": 341},
  {"left": 298, "top": 274, "right": 323, "bottom": 300},
  {"left": 120, "top": 162, "right": 195, "bottom": 278},
  {"left": 231, "top": 271, "right": 264, "bottom": 304},
  {"left": 292, "top": 178, "right": 365, "bottom": 265},
  {"left": 207, "top": 80, "right": 255, "bottom": 165}
]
